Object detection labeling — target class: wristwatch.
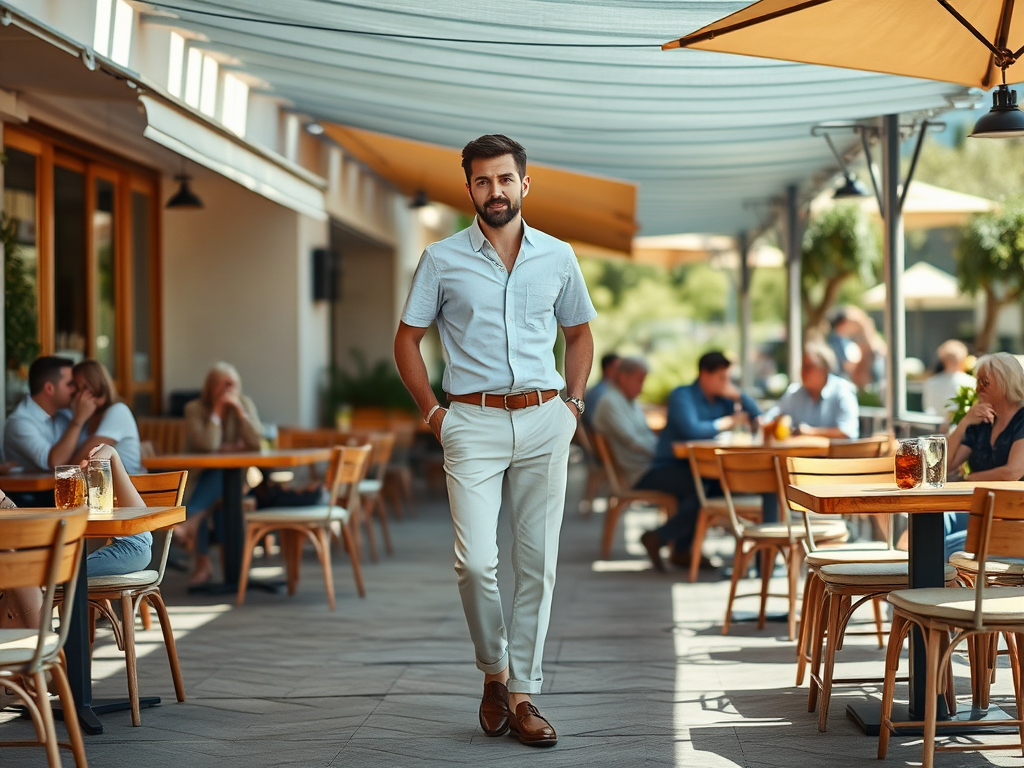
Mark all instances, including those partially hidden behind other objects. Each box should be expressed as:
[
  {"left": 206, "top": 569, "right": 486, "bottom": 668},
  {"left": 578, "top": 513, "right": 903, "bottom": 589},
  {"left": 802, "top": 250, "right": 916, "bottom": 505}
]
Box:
[{"left": 566, "top": 396, "right": 585, "bottom": 416}]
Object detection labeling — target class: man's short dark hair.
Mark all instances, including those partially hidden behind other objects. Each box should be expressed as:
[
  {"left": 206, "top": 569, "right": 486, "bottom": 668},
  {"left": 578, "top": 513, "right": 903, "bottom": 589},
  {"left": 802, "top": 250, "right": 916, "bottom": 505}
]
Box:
[
  {"left": 461, "top": 135, "right": 527, "bottom": 184},
  {"left": 28, "top": 356, "right": 74, "bottom": 396},
  {"left": 698, "top": 351, "right": 731, "bottom": 374},
  {"left": 600, "top": 353, "right": 620, "bottom": 374}
]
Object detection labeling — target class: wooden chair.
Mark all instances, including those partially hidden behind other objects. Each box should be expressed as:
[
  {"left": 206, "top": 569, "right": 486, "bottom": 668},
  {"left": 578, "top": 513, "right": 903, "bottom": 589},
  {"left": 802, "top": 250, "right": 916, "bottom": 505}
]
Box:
[
  {"left": 827, "top": 434, "right": 894, "bottom": 459},
  {"left": 384, "top": 421, "right": 417, "bottom": 519},
  {"left": 276, "top": 427, "right": 341, "bottom": 450},
  {"left": 592, "top": 431, "right": 676, "bottom": 560},
  {"left": 685, "top": 444, "right": 763, "bottom": 584},
  {"left": 86, "top": 472, "right": 188, "bottom": 726},
  {"left": 717, "top": 450, "right": 848, "bottom": 640},
  {"left": 784, "top": 456, "right": 908, "bottom": 691},
  {"left": 577, "top": 422, "right": 609, "bottom": 517},
  {"left": 357, "top": 431, "right": 395, "bottom": 561},
  {"left": 237, "top": 445, "right": 373, "bottom": 608},
  {"left": 879, "top": 488, "right": 1024, "bottom": 767},
  {"left": 0, "top": 508, "right": 89, "bottom": 768},
  {"left": 136, "top": 418, "right": 186, "bottom": 457},
  {"left": 784, "top": 452, "right": 960, "bottom": 731}
]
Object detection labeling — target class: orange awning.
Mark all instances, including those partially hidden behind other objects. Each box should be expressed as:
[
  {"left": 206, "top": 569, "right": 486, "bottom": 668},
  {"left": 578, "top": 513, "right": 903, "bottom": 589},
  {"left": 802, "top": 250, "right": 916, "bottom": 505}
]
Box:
[{"left": 323, "top": 124, "right": 638, "bottom": 255}]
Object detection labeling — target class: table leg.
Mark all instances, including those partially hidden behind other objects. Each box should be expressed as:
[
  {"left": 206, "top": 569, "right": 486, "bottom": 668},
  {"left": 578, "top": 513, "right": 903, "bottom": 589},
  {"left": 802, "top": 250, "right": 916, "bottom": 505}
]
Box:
[
  {"left": 63, "top": 546, "right": 103, "bottom": 735},
  {"left": 220, "top": 467, "right": 244, "bottom": 587}
]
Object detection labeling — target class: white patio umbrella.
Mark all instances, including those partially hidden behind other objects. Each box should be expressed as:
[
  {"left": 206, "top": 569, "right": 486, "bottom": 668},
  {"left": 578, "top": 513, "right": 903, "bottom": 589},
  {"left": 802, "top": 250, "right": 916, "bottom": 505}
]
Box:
[
  {"left": 860, "top": 261, "right": 973, "bottom": 311},
  {"left": 812, "top": 181, "right": 998, "bottom": 232}
]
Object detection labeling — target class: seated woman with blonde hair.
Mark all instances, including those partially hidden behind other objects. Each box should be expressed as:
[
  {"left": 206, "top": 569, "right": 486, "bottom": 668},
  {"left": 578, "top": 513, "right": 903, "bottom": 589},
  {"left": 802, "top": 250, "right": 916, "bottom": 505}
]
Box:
[
  {"left": 943, "top": 352, "right": 1024, "bottom": 558},
  {"left": 176, "top": 362, "right": 262, "bottom": 585}
]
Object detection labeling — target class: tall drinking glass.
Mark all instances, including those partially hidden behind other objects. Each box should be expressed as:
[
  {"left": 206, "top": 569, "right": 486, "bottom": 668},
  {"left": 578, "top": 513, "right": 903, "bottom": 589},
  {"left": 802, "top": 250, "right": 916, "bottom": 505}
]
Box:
[
  {"left": 922, "top": 434, "right": 947, "bottom": 488},
  {"left": 54, "top": 465, "right": 86, "bottom": 509},
  {"left": 87, "top": 458, "right": 114, "bottom": 513},
  {"left": 894, "top": 438, "right": 924, "bottom": 490}
]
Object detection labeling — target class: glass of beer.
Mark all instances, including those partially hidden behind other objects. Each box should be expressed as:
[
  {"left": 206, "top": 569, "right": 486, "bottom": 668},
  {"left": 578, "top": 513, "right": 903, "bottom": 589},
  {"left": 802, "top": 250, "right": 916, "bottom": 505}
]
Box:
[
  {"left": 87, "top": 458, "right": 114, "bottom": 513},
  {"left": 922, "top": 434, "right": 947, "bottom": 489},
  {"left": 54, "top": 465, "right": 87, "bottom": 509},
  {"left": 894, "top": 438, "right": 924, "bottom": 490}
]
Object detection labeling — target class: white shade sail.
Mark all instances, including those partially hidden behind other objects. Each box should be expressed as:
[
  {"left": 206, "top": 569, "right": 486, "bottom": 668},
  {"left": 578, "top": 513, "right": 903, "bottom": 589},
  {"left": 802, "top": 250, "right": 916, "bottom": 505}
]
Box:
[
  {"left": 140, "top": 1, "right": 971, "bottom": 237},
  {"left": 861, "top": 261, "right": 973, "bottom": 311}
]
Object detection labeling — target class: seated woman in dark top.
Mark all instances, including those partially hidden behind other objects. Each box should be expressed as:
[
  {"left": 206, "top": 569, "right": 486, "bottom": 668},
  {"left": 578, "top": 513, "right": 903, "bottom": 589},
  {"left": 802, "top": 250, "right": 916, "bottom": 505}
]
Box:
[{"left": 943, "top": 352, "right": 1024, "bottom": 558}]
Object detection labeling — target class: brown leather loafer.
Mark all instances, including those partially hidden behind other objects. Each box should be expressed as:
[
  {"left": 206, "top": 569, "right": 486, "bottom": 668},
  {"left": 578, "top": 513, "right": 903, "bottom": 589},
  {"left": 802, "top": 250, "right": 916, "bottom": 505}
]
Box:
[
  {"left": 508, "top": 701, "right": 557, "bottom": 747},
  {"left": 478, "top": 680, "right": 509, "bottom": 736},
  {"left": 640, "top": 531, "right": 666, "bottom": 572}
]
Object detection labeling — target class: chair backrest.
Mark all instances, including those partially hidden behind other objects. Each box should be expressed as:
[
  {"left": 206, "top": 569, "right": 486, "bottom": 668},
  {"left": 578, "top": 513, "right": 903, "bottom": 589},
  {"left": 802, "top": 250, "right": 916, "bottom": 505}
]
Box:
[
  {"left": 130, "top": 471, "right": 188, "bottom": 582},
  {"left": 716, "top": 450, "right": 792, "bottom": 541},
  {"left": 277, "top": 427, "right": 341, "bottom": 449},
  {"left": 325, "top": 444, "right": 374, "bottom": 513},
  {"left": 687, "top": 444, "right": 722, "bottom": 508},
  {"left": 137, "top": 417, "right": 187, "bottom": 455},
  {"left": 783, "top": 455, "right": 895, "bottom": 549},
  {"left": 0, "top": 508, "right": 88, "bottom": 671},
  {"left": 965, "top": 488, "right": 1024, "bottom": 628},
  {"left": 827, "top": 434, "right": 893, "bottom": 459},
  {"left": 367, "top": 431, "right": 396, "bottom": 482},
  {"left": 591, "top": 432, "right": 625, "bottom": 496}
]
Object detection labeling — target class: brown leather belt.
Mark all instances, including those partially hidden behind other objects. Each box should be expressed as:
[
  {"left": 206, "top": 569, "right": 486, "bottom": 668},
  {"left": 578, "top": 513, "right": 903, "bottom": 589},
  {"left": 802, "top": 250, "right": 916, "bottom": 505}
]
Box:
[{"left": 447, "top": 389, "right": 559, "bottom": 410}]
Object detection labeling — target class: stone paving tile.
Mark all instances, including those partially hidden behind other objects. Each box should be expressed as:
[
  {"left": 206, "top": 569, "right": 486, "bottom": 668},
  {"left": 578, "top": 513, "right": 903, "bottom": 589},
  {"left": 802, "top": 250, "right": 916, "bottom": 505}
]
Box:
[{"left": 4, "top": 464, "right": 1024, "bottom": 766}]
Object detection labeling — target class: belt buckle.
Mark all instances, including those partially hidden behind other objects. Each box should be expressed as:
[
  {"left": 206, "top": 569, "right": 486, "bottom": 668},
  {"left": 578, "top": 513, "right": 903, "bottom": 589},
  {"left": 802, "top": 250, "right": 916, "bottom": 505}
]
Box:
[{"left": 502, "top": 392, "right": 526, "bottom": 410}]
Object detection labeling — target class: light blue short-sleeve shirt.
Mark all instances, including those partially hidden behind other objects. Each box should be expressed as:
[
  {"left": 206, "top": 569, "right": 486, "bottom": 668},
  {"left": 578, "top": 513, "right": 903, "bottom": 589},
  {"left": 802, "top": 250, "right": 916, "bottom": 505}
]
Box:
[
  {"left": 773, "top": 374, "right": 860, "bottom": 439},
  {"left": 2, "top": 396, "right": 72, "bottom": 471},
  {"left": 401, "top": 218, "right": 596, "bottom": 395},
  {"left": 83, "top": 402, "right": 144, "bottom": 475}
]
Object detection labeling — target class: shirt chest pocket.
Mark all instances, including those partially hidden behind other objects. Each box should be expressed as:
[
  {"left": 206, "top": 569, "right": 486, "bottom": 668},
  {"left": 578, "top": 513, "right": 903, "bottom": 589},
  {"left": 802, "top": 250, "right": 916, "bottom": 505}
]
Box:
[{"left": 525, "top": 283, "right": 561, "bottom": 331}]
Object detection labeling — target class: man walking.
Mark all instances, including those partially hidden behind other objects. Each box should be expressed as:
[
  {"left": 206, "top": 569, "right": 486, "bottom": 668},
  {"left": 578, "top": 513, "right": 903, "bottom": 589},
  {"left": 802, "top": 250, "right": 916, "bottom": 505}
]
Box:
[{"left": 395, "top": 135, "right": 595, "bottom": 747}]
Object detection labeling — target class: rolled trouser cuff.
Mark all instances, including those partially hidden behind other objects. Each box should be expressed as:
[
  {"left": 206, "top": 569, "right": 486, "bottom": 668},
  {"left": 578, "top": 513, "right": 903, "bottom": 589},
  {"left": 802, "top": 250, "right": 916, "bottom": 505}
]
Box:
[
  {"left": 475, "top": 650, "right": 508, "bottom": 675},
  {"left": 507, "top": 678, "right": 543, "bottom": 694}
]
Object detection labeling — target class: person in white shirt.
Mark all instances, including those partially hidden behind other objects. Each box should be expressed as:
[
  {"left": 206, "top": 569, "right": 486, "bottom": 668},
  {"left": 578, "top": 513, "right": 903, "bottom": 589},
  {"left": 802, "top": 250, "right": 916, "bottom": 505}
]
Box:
[
  {"left": 923, "top": 339, "right": 975, "bottom": 426},
  {"left": 592, "top": 357, "right": 655, "bottom": 488}
]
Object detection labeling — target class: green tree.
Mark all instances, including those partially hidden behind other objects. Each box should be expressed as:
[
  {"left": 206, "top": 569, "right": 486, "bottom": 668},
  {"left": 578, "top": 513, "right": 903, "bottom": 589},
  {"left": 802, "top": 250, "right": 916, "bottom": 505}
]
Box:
[
  {"left": 800, "top": 204, "right": 881, "bottom": 332},
  {"left": 1, "top": 214, "right": 40, "bottom": 372},
  {"left": 955, "top": 201, "right": 1024, "bottom": 353}
]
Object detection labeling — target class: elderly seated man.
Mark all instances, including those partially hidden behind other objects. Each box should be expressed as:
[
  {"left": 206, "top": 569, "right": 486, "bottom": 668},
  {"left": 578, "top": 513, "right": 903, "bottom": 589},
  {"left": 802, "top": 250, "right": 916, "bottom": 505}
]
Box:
[{"left": 764, "top": 340, "right": 860, "bottom": 440}]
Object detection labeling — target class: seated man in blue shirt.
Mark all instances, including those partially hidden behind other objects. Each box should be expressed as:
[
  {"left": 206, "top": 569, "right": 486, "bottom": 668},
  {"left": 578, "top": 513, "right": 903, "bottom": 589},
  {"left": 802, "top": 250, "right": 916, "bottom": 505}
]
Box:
[
  {"left": 763, "top": 341, "right": 860, "bottom": 439},
  {"left": 638, "top": 351, "right": 761, "bottom": 571}
]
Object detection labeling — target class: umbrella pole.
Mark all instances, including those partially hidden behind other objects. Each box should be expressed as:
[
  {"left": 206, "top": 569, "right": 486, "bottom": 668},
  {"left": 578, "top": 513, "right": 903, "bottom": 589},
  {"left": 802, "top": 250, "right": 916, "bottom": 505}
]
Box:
[
  {"left": 784, "top": 184, "right": 802, "bottom": 384},
  {"left": 882, "top": 114, "right": 907, "bottom": 427},
  {"left": 738, "top": 231, "right": 754, "bottom": 391}
]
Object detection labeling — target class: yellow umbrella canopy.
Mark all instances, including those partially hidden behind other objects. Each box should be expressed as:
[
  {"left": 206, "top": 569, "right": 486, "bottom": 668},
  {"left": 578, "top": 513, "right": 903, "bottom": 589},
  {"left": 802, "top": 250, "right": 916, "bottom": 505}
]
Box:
[{"left": 664, "top": 0, "right": 1024, "bottom": 90}]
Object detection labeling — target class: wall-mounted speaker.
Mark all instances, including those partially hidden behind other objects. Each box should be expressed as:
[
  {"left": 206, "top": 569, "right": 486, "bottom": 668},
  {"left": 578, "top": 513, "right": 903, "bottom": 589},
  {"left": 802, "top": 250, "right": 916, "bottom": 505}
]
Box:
[{"left": 312, "top": 248, "right": 341, "bottom": 301}]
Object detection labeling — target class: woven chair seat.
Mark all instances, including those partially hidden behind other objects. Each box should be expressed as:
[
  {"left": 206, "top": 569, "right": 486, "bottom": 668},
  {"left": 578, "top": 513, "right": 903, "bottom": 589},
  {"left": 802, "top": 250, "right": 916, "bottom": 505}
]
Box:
[
  {"left": 0, "top": 628, "right": 60, "bottom": 665},
  {"left": 359, "top": 478, "right": 383, "bottom": 494},
  {"left": 949, "top": 550, "right": 1024, "bottom": 576},
  {"left": 888, "top": 585, "right": 1024, "bottom": 624},
  {"left": 246, "top": 505, "right": 350, "bottom": 524},
  {"left": 805, "top": 548, "right": 908, "bottom": 568},
  {"left": 88, "top": 570, "right": 160, "bottom": 589},
  {"left": 819, "top": 562, "right": 957, "bottom": 587}
]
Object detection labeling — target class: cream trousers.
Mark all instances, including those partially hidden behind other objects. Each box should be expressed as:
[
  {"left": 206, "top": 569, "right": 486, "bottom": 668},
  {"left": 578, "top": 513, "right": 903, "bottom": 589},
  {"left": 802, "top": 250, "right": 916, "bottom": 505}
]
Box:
[{"left": 440, "top": 395, "right": 576, "bottom": 694}]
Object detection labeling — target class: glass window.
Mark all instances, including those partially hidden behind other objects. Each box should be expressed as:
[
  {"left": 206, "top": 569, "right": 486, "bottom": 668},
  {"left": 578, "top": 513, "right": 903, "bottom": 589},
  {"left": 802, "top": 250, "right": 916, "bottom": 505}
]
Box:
[
  {"left": 3, "top": 148, "right": 40, "bottom": 413},
  {"left": 131, "top": 191, "right": 151, "bottom": 382},
  {"left": 94, "top": 178, "right": 117, "bottom": 376},
  {"left": 54, "top": 166, "right": 87, "bottom": 362}
]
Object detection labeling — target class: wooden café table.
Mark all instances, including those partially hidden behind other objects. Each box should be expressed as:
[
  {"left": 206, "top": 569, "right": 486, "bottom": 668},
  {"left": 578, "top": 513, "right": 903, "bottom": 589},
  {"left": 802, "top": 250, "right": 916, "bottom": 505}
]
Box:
[
  {"left": 787, "top": 480, "right": 1024, "bottom": 735},
  {"left": 142, "top": 449, "right": 333, "bottom": 592},
  {"left": 2, "top": 505, "right": 185, "bottom": 735},
  {"left": 0, "top": 472, "right": 56, "bottom": 494}
]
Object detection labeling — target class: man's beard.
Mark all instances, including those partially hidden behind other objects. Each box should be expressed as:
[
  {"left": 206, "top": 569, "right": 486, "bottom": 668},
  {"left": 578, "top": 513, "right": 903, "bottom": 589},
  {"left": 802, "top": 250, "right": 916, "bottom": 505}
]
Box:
[{"left": 475, "top": 194, "right": 521, "bottom": 228}]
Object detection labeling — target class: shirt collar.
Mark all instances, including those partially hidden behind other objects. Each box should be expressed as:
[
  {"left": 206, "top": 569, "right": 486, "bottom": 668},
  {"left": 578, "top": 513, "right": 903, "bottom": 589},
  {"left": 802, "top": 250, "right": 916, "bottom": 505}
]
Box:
[
  {"left": 24, "top": 396, "right": 53, "bottom": 423},
  {"left": 468, "top": 216, "right": 535, "bottom": 253}
]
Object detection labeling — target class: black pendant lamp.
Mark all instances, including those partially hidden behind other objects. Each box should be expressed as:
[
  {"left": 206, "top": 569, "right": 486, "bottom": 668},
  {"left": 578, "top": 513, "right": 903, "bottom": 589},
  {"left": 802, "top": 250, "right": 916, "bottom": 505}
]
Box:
[
  {"left": 971, "top": 83, "right": 1024, "bottom": 138},
  {"left": 165, "top": 175, "right": 204, "bottom": 210},
  {"left": 833, "top": 172, "right": 870, "bottom": 199},
  {"left": 409, "top": 189, "right": 429, "bottom": 209}
]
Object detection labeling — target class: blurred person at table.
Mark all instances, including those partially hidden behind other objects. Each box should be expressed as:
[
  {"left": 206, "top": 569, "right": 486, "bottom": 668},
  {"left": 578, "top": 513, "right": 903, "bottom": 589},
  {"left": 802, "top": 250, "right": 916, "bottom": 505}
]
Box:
[
  {"left": 763, "top": 341, "right": 859, "bottom": 440},
  {"left": 942, "top": 352, "right": 1024, "bottom": 559},
  {"left": 583, "top": 352, "right": 620, "bottom": 429},
  {"left": 631, "top": 351, "right": 761, "bottom": 571},
  {"left": 2, "top": 356, "right": 98, "bottom": 484},
  {"left": 923, "top": 339, "right": 975, "bottom": 427},
  {"left": 592, "top": 356, "right": 656, "bottom": 489},
  {"left": 0, "top": 444, "right": 149, "bottom": 631},
  {"left": 177, "top": 362, "right": 262, "bottom": 585},
  {"left": 68, "top": 360, "right": 151, "bottom": 575}
]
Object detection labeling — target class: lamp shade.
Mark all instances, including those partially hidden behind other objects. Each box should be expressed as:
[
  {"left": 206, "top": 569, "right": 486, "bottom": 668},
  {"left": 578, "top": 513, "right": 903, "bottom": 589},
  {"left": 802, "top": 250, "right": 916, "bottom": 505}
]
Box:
[
  {"left": 833, "top": 172, "right": 870, "bottom": 199},
  {"left": 165, "top": 175, "right": 204, "bottom": 210},
  {"left": 408, "top": 189, "right": 429, "bottom": 209},
  {"left": 970, "top": 84, "right": 1024, "bottom": 138}
]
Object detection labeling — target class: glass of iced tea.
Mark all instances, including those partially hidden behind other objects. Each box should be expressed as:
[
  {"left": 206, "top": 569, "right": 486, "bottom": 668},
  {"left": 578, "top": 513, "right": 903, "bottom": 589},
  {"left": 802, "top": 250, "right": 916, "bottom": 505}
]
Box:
[
  {"left": 54, "top": 465, "right": 87, "bottom": 510},
  {"left": 921, "top": 434, "right": 947, "bottom": 489},
  {"left": 894, "top": 438, "right": 924, "bottom": 490}
]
